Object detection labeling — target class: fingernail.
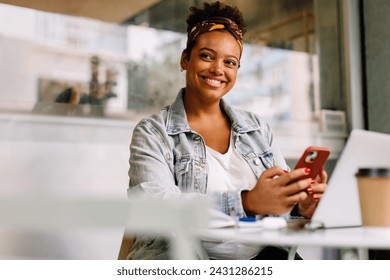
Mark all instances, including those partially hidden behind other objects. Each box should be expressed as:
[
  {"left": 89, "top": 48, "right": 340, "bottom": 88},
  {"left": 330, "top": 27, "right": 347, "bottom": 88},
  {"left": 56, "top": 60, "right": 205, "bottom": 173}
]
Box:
[
  {"left": 304, "top": 168, "right": 310, "bottom": 174},
  {"left": 306, "top": 187, "right": 313, "bottom": 194},
  {"left": 283, "top": 169, "right": 289, "bottom": 173},
  {"left": 313, "top": 194, "right": 320, "bottom": 201},
  {"left": 311, "top": 180, "right": 316, "bottom": 185}
]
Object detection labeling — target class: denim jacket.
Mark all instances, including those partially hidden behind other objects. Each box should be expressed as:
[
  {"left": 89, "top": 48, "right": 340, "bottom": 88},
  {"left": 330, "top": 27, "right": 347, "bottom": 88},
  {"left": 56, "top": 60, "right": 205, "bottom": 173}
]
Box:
[{"left": 127, "top": 89, "right": 289, "bottom": 259}]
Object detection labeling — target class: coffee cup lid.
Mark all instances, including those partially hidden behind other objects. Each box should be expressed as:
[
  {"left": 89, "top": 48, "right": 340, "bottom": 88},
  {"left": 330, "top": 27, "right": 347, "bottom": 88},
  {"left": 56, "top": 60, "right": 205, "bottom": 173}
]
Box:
[{"left": 355, "top": 168, "right": 390, "bottom": 177}]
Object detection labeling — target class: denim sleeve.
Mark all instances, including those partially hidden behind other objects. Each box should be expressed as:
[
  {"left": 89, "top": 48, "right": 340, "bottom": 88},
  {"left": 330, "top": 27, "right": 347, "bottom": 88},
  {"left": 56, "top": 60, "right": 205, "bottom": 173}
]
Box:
[
  {"left": 208, "top": 190, "right": 247, "bottom": 218},
  {"left": 128, "top": 119, "right": 181, "bottom": 199}
]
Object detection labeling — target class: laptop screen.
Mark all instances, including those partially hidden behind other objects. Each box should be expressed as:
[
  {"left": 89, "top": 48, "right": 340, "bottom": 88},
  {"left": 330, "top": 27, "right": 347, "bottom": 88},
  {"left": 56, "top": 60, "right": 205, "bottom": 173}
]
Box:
[{"left": 311, "top": 129, "right": 390, "bottom": 228}]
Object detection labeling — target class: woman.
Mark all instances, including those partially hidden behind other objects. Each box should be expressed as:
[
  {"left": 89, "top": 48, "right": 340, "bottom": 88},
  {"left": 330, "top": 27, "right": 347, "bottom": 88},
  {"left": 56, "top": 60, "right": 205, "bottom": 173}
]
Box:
[{"left": 127, "top": 1, "right": 327, "bottom": 260}]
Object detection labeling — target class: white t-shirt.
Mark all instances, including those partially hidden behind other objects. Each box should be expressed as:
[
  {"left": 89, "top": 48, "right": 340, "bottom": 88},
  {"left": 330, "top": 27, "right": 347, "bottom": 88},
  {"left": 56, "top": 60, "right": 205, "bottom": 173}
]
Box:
[
  {"left": 203, "top": 135, "right": 263, "bottom": 259},
  {"left": 206, "top": 141, "right": 257, "bottom": 193}
]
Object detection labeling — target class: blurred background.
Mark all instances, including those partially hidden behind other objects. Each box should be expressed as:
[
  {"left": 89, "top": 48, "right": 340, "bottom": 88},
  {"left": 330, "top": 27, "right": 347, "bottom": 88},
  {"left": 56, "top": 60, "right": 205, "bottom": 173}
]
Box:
[{"left": 0, "top": 0, "right": 388, "bottom": 259}]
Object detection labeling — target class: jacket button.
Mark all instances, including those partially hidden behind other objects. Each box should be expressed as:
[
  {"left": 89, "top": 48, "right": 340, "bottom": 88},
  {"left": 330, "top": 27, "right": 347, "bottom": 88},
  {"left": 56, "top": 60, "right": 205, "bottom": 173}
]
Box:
[{"left": 254, "top": 158, "right": 261, "bottom": 165}]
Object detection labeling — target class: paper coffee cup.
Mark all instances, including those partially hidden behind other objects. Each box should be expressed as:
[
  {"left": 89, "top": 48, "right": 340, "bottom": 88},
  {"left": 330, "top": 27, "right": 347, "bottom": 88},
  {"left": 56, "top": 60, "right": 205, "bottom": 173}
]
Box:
[{"left": 355, "top": 168, "right": 390, "bottom": 227}]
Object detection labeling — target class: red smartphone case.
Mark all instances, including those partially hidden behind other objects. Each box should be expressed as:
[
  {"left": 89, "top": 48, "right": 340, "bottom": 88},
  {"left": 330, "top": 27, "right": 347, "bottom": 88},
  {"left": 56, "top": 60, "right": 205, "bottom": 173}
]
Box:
[{"left": 294, "top": 146, "right": 330, "bottom": 180}]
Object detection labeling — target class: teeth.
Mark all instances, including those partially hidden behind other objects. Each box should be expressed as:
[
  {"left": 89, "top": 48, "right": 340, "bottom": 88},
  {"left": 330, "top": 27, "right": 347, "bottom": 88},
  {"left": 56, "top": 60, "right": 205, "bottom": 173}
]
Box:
[{"left": 205, "top": 78, "right": 221, "bottom": 85}]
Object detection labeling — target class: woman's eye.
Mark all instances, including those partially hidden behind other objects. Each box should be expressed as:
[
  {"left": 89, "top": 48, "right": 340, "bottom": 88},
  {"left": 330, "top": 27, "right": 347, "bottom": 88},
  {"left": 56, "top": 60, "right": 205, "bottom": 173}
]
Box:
[
  {"left": 200, "top": 53, "right": 213, "bottom": 60},
  {"left": 225, "top": 60, "right": 238, "bottom": 68}
]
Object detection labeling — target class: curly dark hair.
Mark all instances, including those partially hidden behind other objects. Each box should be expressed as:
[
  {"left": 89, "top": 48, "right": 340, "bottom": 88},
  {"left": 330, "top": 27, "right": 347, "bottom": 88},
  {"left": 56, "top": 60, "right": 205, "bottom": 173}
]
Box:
[
  {"left": 184, "top": 1, "right": 246, "bottom": 55},
  {"left": 185, "top": 1, "right": 246, "bottom": 35}
]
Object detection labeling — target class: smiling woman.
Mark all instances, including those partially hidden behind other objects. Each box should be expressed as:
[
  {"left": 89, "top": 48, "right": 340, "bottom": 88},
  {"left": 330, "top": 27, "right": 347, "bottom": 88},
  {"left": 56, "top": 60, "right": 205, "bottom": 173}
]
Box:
[
  {"left": 125, "top": 1, "right": 327, "bottom": 260},
  {"left": 180, "top": 30, "right": 241, "bottom": 154}
]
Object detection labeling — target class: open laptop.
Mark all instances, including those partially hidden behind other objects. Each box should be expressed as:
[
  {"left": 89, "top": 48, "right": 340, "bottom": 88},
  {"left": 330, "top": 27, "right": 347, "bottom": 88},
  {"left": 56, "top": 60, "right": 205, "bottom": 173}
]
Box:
[{"left": 299, "top": 129, "right": 390, "bottom": 229}]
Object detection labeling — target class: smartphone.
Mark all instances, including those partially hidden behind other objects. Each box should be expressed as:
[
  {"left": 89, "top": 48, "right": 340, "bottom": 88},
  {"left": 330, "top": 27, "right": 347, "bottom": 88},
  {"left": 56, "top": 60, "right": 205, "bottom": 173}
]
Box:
[{"left": 294, "top": 146, "right": 330, "bottom": 180}]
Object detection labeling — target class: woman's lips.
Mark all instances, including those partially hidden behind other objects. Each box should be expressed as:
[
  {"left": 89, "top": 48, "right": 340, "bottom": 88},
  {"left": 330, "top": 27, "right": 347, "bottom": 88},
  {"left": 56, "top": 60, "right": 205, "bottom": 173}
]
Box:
[{"left": 203, "top": 77, "right": 224, "bottom": 87}]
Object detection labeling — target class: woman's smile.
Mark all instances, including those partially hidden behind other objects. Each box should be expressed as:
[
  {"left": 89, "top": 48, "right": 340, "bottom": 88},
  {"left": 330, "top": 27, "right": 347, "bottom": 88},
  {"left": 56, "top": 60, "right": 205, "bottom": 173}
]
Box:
[
  {"left": 181, "top": 30, "right": 241, "bottom": 102},
  {"left": 202, "top": 76, "right": 225, "bottom": 88}
]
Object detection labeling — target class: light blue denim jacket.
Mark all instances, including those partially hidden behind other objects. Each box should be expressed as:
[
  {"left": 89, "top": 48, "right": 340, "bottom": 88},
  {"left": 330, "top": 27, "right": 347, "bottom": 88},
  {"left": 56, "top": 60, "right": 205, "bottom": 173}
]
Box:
[{"left": 127, "top": 89, "right": 289, "bottom": 259}]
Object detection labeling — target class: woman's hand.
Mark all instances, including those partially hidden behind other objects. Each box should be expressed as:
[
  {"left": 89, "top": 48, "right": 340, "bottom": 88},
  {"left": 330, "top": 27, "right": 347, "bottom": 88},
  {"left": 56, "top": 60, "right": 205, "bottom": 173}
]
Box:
[
  {"left": 297, "top": 168, "right": 328, "bottom": 218},
  {"left": 241, "top": 167, "right": 314, "bottom": 216}
]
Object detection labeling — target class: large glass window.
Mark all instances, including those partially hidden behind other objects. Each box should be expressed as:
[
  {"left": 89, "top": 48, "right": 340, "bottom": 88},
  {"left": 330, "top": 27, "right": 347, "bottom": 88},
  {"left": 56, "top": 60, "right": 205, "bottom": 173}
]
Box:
[
  {"left": 0, "top": 0, "right": 353, "bottom": 260},
  {"left": 0, "top": 0, "right": 348, "bottom": 156}
]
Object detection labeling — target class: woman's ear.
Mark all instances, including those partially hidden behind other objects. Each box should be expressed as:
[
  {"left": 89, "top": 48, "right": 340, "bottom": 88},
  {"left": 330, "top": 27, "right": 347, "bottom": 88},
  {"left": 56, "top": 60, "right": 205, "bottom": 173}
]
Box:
[{"left": 180, "top": 51, "right": 188, "bottom": 71}]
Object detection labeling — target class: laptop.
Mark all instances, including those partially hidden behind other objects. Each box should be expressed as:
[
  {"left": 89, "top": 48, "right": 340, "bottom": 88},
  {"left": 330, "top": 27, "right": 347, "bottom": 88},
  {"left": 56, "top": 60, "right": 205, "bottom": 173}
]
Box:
[{"left": 302, "top": 129, "right": 390, "bottom": 229}]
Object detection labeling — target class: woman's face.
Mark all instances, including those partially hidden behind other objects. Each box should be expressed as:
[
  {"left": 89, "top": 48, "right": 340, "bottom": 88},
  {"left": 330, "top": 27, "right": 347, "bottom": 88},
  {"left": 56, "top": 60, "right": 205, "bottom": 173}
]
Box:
[{"left": 181, "top": 30, "right": 241, "bottom": 103}]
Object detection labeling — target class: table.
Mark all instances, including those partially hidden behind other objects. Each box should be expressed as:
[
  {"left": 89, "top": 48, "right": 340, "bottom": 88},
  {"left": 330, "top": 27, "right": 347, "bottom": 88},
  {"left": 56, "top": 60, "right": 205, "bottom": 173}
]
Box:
[
  {"left": 194, "top": 226, "right": 390, "bottom": 259},
  {"left": 0, "top": 196, "right": 209, "bottom": 260}
]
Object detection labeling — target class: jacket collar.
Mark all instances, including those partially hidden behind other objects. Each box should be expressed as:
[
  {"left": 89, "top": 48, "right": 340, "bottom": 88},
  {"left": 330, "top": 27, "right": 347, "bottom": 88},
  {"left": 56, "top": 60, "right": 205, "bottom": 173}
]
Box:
[{"left": 166, "top": 88, "right": 261, "bottom": 135}]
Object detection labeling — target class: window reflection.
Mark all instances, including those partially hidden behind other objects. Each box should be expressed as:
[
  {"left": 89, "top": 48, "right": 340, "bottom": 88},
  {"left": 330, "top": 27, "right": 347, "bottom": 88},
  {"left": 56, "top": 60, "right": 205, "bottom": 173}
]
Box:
[
  {"left": 0, "top": 1, "right": 318, "bottom": 125},
  {"left": 228, "top": 45, "right": 318, "bottom": 127},
  {"left": 0, "top": 0, "right": 348, "bottom": 260}
]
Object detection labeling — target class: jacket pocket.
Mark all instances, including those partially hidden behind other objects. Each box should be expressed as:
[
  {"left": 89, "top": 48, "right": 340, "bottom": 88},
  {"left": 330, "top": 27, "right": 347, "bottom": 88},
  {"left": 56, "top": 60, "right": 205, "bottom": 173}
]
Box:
[
  {"left": 245, "top": 151, "right": 275, "bottom": 177},
  {"left": 174, "top": 157, "right": 193, "bottom": 192},
  {"left": 259, "top": 151, "right": 275, "bottom": 169},
  {"left": 174, "top": 157, "right": 207, "bottom": 193}
]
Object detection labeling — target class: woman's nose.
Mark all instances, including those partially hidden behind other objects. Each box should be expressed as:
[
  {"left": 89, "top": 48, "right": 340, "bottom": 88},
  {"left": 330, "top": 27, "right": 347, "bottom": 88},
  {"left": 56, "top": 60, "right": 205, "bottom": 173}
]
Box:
[{"left": 209, "top": 60, "right": 223, "bottom": 75}]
